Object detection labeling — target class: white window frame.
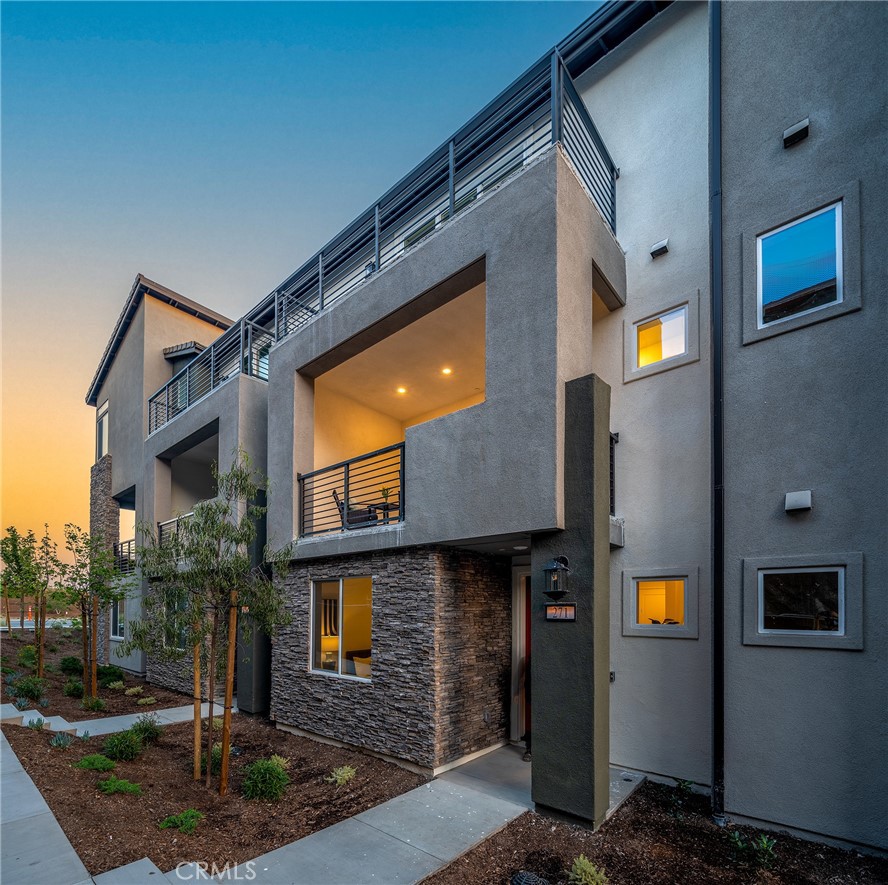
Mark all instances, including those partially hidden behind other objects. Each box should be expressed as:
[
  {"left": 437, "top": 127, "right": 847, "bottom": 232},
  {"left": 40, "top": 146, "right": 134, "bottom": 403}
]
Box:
[
  {"left": 623, "top": 293, "right": 700, "bottom": 383},
  {"left": 756, "top": 201, "right": 843, "bottom": 330},
  {"left": 96, "top": 400, "right": 110, "bottom": 461},
  {"left": 621, "top": 566, "right": 699, "bottom": 639},
  {"left": 633, "top": 305, "right": 689, "bottom": 370},
  {"left": 110, "top": 598, "right": 125, "bottom": 641},
  {"left": 757, "top": 566, "right": 845, "bottom": 636},
  {"left": 309, "top": 577, "right": 372, "bottom": 683}
]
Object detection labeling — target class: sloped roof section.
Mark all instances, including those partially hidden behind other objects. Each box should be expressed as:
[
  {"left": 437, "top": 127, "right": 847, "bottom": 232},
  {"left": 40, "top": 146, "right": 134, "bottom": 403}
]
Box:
[{"left": 85, "top": 274, "right": 232, "bottom": 406}]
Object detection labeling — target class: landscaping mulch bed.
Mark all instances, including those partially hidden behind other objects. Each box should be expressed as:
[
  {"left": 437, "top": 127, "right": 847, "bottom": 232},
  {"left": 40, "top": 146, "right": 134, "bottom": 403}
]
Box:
[
  {"left": 1, "top": 629, "right": 187, "bottom": 721},
  {"left": 424, "top": 782, "right": 888, "bottom": 885},
  {"left": 3, "top": 715, "right": 426, "bottom": 875}
]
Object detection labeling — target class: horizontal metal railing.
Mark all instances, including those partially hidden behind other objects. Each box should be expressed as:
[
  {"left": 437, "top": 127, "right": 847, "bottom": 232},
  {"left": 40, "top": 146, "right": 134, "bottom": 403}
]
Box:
[
  {"left": 113, "top": 539, "right": 136, "bottom": 573},
  {"left": 299, "top": 443, "right": 404, "bottom": 537},
  {"left": 157, "top": 511, "right": 194, "bottom": 546},
  {"left": 146, "top": 53, "right": 616, "bottom": 434}
]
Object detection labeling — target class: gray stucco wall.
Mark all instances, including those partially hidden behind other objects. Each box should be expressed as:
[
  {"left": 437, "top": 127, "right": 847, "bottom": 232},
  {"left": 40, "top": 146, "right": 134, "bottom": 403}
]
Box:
[
  {"left": 577, "top": 0, "right": 713, "bottom": 784},
  {"left": 720, "top": 1, "right": 887, "bottom": 849},
  {"left": 266, "top": 149, "right": 624, "bottom": 557}
]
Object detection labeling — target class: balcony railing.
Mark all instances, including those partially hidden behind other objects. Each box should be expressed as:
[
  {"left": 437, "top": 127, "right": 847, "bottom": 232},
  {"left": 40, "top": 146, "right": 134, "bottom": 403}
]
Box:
[
  {"left": 157, "top": 511, "right": 194, "bottom": 546},
  {"left": 146, "top": 52, "right": 616, "bottom": 435},
  {"left": 299, "top": 443, "right": 404, "bottom": 537},
  {"left": 113, "top": 539, "right": 136, "bottom": 573}
]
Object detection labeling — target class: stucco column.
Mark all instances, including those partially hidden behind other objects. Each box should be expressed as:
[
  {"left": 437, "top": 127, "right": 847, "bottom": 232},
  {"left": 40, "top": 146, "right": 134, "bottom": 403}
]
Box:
[
  {"left": 530, "top": 373, "right": 611, "bottom": 825},
  {"left": 89, "top": 454, "right": 119, "bottom": 664}
]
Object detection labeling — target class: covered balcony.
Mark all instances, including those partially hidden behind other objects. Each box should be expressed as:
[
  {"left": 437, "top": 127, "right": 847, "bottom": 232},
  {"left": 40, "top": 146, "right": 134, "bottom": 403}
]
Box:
[{"left": 145, "top": 52, "right": 616, "bottom": 436}]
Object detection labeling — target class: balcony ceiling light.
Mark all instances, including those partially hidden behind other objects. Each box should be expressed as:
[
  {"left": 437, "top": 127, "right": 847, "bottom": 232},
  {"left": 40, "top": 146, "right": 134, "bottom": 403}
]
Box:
[
  {"left": 396, "top": 387, "right": 407, "bottom": 394},
  {"left": 441, "top": 367, "right": 453, "bottom": 375}
]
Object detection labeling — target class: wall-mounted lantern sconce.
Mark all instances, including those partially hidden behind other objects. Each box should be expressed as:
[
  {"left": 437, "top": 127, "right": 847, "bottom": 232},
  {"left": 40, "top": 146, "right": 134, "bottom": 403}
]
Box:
[{"left": 543, "top": 556, "right": 571, "bottom": 600}]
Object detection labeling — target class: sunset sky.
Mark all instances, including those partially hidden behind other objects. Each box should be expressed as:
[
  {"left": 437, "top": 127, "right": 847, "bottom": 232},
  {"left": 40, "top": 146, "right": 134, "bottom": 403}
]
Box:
[{"left": 1, "top": 1, "right": 600, "bottom": 556}]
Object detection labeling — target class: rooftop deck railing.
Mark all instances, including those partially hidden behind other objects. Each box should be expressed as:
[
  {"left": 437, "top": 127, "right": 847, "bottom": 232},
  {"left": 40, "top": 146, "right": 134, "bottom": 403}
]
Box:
[
  {"left": 146, "top": 53, "right": 616, "bottom": 435},
  {"left": 299, "top": 443, "right": 404, "bottom": 537},
  {"left": 157, "top": 511, "right": 194, "bottom": 546}
]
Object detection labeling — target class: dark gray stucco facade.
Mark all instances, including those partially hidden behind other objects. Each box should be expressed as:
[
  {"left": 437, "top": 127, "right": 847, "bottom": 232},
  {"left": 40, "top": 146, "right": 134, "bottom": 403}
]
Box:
[{"left": 720, "top": 0, "right": 887, "bottom": 849}]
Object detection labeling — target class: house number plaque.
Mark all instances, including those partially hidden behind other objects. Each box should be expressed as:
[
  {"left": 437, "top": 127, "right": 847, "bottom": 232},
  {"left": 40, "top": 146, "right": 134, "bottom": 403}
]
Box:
[{"left": 545, "top": 603, "right": 576, "bottom": 621}]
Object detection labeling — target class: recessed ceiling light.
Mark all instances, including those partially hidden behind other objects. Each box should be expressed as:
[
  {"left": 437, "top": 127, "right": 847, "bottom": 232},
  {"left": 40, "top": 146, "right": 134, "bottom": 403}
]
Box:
[
  {"left": 396, "top": 387, "right": 407, "bottom": 394},
  {"left": 441, "top": 367, "right": 453, "bottom": 375},
  {"left": 513, "top": 545, "right": 528, "bottom": 551}
]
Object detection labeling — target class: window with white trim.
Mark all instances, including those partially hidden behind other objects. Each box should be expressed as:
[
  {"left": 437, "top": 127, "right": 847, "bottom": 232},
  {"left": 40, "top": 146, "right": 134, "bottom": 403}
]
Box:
[
  {"left": 635, "top": 306, "right": 688, "bottom": 369},
  {"left": 621, "top": 566, "right": 699, "bottom": 639},
  {"left": 312, "top": 577, "right": 372, "bottom": 679},
  {"left": 757, "top": 202, "right": 842, "bottom": 328},
  {"left": 758, "top": 567, "right": 844, "bottom": 634}
]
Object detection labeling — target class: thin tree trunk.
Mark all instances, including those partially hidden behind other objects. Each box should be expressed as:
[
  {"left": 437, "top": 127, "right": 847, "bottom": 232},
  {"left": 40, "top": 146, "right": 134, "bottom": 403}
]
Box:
[
  {"left": 219, "top": 591, "right": 237, "bottom": 796},
  {"left": 19, "top": 594, "right": 25, "bottom": 629},
  {"left": 4, "top": 592, "right": 11, "bottom": 635},
  {"left": 80, "top": 600, "right": 89, "bottom": 694},
  {"left": 91, "top": 595, "right": 99, "bottom": 697},
  {"left": 193, "top": 633, "right": 202, "bottom": 781},
  {"left": 205, "top": 610, "right": 218, "bottom": 787},
  {"left": 36, "top": 592, "right": 45, "bottom": 678}
]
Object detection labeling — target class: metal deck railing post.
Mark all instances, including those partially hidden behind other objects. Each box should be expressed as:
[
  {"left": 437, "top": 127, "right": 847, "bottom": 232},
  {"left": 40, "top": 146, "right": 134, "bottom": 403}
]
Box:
[
  {"left": 318, "top": 253, "right": 325, "bottom": 311},
  {"left": 374, "top": 205, "right": 381, "bottom": 270},
  {"left": 448, "top": 140, "right": 456, "bottom": 216}
]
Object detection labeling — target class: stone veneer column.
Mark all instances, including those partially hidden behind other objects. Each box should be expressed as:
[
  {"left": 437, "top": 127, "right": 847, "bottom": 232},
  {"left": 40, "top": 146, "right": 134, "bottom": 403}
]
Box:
[
  {"left": 89, "top": 455, "right": 118, "bottom": 664},
  {"left": 271, "top": 545, "right": 511, "bottom": 770}
]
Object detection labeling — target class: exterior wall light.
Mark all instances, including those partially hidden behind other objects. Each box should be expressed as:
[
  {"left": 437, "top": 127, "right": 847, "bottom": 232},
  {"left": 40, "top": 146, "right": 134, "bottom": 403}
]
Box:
[{"left": 543, "top": 556, "right": 571, "bottom": 600}]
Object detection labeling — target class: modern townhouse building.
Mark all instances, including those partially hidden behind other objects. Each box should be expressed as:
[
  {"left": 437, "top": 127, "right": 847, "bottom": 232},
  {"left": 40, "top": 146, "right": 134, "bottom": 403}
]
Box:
[{"left": 85, "top": 1, "right": 887, "bottom": 852}]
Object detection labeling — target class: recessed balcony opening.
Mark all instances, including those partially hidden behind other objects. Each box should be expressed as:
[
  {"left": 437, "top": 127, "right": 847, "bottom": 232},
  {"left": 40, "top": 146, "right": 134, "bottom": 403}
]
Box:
[
  {"left": 300, "top": 282, "right": 486, "bottom": 536},
  {"left": 158, "top": 433, "right": 219, "bottom": 542}
]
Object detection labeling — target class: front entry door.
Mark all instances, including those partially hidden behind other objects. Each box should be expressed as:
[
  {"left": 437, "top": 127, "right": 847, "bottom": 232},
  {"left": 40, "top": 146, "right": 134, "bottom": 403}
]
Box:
[{"left": 511, "top": 570, "right": 531, "bottom": 743}]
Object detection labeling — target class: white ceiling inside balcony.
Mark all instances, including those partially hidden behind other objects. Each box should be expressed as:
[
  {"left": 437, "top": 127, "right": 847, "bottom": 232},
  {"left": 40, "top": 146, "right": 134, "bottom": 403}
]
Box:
[{"left": 316, "top": 283, "right": 486, "bottom": 423}]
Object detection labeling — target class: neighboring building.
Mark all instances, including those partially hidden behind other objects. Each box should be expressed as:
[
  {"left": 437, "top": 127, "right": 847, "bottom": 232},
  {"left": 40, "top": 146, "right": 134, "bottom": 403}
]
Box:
[{"left": 85, "top": 1, "right": 887, "bottom": 851}]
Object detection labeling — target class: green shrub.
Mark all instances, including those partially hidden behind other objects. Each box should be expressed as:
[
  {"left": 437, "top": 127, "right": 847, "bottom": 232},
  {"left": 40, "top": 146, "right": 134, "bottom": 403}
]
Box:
[
  {"left": 60, "top": 656, "right": 82, "bottom": 677},
  {"left": 98, "top": 775, "right": 142, "bottom": 795},
  {"left": 96, "top": 664, "right": 124, "bottom": 684},
  {"left": 212, "top": 717, "right": 223, "bottom": 731},
  {"left": 74, "top": 754, "right": 115, "bottom": 771},
  {"left": 64, "top": 679, "right": 84, "bottom": 698},
  {"left": 50, "top": 733, "right": 74, "bottom": 749},
  {"left": 17, "top": 645, "right": 38, "bottom": 669},
  {"left": 47, "top": 644, "right": 59, "bottom": 653},
  {"left": 568, "top": 855, "right": 609, "bottom": 885},
  {"left": 131, "top": 713, "right": 162, "bottom": 745},
  {"left": 14, "top": 675, "right": 46, "bottom": 700},
  {"left": 81, "top": 696, "right": 106, "bottom": 712},
  {"left": 269, "top": 754, "right": 291, "bottom": 770},
  {"left": 136, "top": 696, "right": 157, "bottom": 706},
  {"left": 4, "top": 671, "right": 21, "bottom": 686},
  {"left": 106, "top": 680, "right": 124, "bottom": 690},
  {"left": 325, "top": 765, "right": 356, "bottom": 787},
  {"left": 79, "top": 731, "right": 91, "bottom": 741},
  {"left": 38, "top": 697, "right": 49, "bottom": 708},
  {"left": 44, "top": 662, "right": 59, "bottom": 673},
  {"left": 124, "top": 686, "right": 143, "bottom": 696},
  {"left": 103, "top": 730, "right": 143, "bottom": 761},
  {"left": 242, "top": 758, "right": 290, "bottom": 801},
  {"left": 14, "top": 697, "right": 29, "bottom": 711},
  {"left": 200, "top": 743, "right": 229, "bottom": 776},
  {"left": 159, "top": 809, "right": 204, "bottom": 835},
  {"left": 26, "top": 718, "right": 45, "bottom": 731},
  {"left": 751, "top": 834, "right": 777, "bottom": 869}
]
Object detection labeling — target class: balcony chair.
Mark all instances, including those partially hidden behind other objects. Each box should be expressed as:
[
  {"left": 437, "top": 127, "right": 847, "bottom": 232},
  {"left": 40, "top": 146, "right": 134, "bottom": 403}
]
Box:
[{"left": 332, "top": 490, "right": 378, "bottom": 529}]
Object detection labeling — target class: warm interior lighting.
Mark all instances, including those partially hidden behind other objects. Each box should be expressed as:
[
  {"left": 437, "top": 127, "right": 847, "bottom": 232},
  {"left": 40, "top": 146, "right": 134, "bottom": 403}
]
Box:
[
  {"left": 636, "top": 307, "right": 687, "bottom": 368},
  {"left": 636, "top": 579, "right": 685, "bottom": 625},
  {"left": 441, "top": 367, "right": 452, "bottom": 375},
  {"left": 396, "top": 386, "right": 407, "bottom": 394}
]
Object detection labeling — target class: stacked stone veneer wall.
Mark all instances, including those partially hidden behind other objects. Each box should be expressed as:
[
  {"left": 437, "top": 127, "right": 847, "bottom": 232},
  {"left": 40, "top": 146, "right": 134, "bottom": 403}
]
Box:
[
  {"left": 147, "top": 655, "right": 203, "bottom": 697},
  {"left": 271, "top": 546, "right": 511, "bottom": 770},
  {"left": 90, "top": 455, "right": 118, "bottom": 665}
]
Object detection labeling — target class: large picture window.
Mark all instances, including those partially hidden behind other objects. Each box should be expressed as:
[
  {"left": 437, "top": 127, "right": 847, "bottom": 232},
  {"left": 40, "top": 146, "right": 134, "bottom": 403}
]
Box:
[
  {"left": 758, "top": 567, "right": 843, "bottom": 635},
  {"left": 757, "top": 203, "right": 842, "bottom": 328},
  {"left": 312, "top": 577, "right": 372, "bottom": 679}
]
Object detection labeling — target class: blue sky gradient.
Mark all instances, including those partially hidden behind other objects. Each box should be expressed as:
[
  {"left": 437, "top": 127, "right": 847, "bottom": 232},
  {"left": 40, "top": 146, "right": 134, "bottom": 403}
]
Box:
[{"left": 1, "top": 1, "right": 601, "bottom": 541}]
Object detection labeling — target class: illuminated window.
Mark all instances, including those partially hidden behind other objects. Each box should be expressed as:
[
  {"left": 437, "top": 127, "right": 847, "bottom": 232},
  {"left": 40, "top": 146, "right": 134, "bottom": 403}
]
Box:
[
  {"left": 312, "top": 577, "right": 372, "bottom": 679},
  {"left": 635, "top": 579, "right": 685, "bottom": 626},
  {"left": 758, "top": 568, "right": 843, "bottom": 634},
  {"left": 635, "top": 307, "right": 687, "bottom": 368},
  {"left": 622, "top": 567, "right": 698, "bottom": 638},
  {"left": 757, "top": 203, "right": 842, "bottom": 328},
  {"left": 96, "top": 401, "right": 109, "bottom": 461}
]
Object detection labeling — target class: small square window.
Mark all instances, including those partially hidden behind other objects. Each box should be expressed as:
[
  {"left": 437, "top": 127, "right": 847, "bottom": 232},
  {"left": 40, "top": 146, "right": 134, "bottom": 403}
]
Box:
[
  {"left": 623, "top": 294, "right": 699, "bottom": 383},
  {"left": 311, "top": 576, "right": 372, "bottom": 680},
  {"left": 758, "top": 567, "right": 843, "bottom": 635},
  {"left": 622, "top": 566, "right": 698, "bottom": 639},
  {"left": 757, "top": 203, "right": 842, "bottom": 328},
  {"left": 636, "top": 306, "right": 687, "bottom": 368},
  {"left": 742, "top": 553, "right": 862, "bottom": 649}
]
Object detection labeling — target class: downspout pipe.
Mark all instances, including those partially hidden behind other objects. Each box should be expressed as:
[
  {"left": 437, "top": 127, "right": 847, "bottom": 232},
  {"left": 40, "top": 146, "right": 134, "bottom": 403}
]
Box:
[{"left": 709, "top": 0, "right": 726, "bottom": 827}]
